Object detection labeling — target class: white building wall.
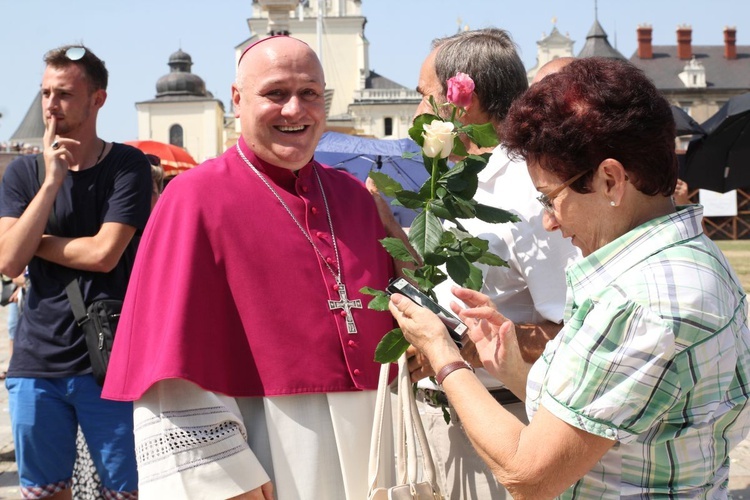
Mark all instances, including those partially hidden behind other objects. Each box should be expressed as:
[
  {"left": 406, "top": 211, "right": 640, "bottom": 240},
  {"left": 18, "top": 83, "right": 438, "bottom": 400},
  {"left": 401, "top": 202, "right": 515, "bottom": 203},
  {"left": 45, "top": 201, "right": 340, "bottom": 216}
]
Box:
[
  {"left": 136, "top": 101, "right": 224, "bottom": 162},
  {"left": 244, "top": 15, "right": 365, "bottom": 119}
]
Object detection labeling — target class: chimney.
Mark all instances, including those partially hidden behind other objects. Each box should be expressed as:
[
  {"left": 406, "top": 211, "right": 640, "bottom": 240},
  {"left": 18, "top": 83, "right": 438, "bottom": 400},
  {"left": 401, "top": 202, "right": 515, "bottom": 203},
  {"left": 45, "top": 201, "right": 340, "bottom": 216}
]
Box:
[
  {"left": 637, "top": 24, "right": 653, "bottom": 59},
  {"left": 677, "top": 25, "right": 692, "bottom": 60},
  {"left": 725, "top": 26, "right": 737, "bottom": 60}
]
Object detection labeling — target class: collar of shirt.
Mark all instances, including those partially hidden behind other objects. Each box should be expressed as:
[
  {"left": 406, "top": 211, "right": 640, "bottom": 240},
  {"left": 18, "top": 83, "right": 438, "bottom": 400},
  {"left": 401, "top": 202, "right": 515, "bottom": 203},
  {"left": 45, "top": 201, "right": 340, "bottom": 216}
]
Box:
[
  {"left": 564, "top": 204, "right": 705, "bottom": 318},
  {"left": 476, "top": 145, "right": 510, "bottom": 184}
]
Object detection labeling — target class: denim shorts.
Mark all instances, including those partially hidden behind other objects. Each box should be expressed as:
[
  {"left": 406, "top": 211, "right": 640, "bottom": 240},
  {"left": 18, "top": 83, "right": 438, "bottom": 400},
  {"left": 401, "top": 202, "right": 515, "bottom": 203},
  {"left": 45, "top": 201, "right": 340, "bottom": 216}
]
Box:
[{"left": 6, "top": 375, "right": 138, "bottom": 498}]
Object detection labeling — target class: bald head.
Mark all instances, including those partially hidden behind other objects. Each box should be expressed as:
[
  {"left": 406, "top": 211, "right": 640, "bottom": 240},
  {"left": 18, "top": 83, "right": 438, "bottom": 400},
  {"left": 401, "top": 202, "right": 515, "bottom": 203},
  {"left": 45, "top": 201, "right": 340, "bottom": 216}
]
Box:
[
  {"left": 531, "top": 57, "right": 576, "bottom": 85},
  {"left": 231, "top": 35, "right": 327, "bottom": 170},
  {"left": 236, "top": 36, "right": 323, "bottom": 89}
]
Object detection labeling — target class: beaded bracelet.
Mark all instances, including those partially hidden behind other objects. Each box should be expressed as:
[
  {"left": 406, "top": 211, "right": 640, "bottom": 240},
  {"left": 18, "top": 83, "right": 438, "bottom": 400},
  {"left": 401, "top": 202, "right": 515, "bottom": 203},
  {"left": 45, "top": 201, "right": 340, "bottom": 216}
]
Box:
[{"left": 435, "top": 360, "right": 474, "bottom": 386}]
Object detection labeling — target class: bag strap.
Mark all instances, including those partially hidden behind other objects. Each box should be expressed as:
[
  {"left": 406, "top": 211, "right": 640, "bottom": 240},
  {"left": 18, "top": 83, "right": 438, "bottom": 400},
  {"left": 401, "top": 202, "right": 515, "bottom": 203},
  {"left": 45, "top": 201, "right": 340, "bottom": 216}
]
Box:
[
  {"left": 399, "top": 354, "right": 440, "bottom": 490},
  {"left": 367, "top": 361, "right": 392, "bottom": 493},
  {"left": 367, "top": 354, "right": 442, "bottom": 497},
  {"left": 65, "top": 279, "right": 89, "bottom": 325}
]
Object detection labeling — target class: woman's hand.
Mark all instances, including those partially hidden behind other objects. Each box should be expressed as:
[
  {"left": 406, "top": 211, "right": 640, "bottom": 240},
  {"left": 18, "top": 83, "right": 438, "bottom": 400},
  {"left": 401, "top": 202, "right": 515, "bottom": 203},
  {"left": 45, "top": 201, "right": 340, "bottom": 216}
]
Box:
[
  {"left": 451, "top": 287, "right": 529, "bottom": 394},
  {"left": 389, "top": 293, "right": 462, "bottom": 372}
]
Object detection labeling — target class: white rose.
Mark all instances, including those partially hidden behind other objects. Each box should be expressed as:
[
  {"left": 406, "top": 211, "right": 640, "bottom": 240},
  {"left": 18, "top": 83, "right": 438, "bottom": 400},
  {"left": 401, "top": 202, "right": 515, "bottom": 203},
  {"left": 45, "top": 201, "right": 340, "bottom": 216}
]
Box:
[{"left": 422, "top": 120, "right": 455, "bottom": 159}]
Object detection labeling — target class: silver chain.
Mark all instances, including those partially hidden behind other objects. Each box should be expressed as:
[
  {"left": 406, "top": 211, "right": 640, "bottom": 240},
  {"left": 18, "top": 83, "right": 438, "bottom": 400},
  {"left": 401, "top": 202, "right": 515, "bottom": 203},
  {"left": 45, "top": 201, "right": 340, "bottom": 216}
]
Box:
[{"left": 235, "top": 143, "right": 342, "bottom": 283}]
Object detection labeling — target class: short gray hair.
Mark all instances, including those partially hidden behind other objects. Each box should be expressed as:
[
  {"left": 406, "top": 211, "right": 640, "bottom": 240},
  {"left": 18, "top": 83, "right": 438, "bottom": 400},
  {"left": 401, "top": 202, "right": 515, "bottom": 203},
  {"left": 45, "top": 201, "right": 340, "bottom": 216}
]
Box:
[{"left": 432, "top": 28, "right": 528, "bottom": 123}]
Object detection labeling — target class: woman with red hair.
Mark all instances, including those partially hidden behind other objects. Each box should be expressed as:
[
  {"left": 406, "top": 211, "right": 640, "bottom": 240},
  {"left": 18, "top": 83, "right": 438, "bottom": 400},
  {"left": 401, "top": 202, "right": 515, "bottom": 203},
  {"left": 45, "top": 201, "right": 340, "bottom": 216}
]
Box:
[{"left": 390, "top": 57, "right": 750, "bottom": 498}]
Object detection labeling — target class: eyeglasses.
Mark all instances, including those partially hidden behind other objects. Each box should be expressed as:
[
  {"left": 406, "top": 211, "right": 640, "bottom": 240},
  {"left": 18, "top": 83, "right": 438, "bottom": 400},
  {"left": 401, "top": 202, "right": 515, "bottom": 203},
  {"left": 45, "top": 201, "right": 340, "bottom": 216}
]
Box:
[
  {"left": 536, "top": 168, "right": 591, "bottom": 214},
  {"left": 65, "top": 47, "right": 86, "bottom": 61}
]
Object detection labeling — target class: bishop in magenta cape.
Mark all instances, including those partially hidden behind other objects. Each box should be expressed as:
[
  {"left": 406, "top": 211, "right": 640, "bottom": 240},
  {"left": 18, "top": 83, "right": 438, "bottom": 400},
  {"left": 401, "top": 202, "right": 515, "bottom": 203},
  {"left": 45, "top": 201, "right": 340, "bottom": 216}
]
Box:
[{"left": 102, "top": 137, "right": 396, "bottom": 401}]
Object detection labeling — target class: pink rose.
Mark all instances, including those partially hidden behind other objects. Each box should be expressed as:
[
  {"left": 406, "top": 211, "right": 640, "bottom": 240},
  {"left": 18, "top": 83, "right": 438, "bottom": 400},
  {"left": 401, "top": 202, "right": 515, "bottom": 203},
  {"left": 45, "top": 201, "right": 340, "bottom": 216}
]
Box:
[{"left": 446, "top": 72, "right": 475, "bottom": 109}]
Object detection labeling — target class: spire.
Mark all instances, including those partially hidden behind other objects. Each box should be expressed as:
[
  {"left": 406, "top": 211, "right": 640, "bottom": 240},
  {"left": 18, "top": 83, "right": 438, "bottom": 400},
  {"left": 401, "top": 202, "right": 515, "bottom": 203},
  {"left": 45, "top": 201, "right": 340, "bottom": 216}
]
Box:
[
  {"left": 9, "top": 91, "right": 44, "bottom": 148},
  {"left": 578, "top": 13, "right": 627, "bottom": 60}
]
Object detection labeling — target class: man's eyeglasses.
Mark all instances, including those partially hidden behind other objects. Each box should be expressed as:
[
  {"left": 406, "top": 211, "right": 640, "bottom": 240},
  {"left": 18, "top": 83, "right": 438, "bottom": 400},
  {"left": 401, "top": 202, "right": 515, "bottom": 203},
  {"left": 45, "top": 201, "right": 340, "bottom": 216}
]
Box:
[
  {"left": 536, "top": 168, "right": 591, "bottom": 214},
  {"left": 65, "top": 47, "right": 86, "bottom": 61}
]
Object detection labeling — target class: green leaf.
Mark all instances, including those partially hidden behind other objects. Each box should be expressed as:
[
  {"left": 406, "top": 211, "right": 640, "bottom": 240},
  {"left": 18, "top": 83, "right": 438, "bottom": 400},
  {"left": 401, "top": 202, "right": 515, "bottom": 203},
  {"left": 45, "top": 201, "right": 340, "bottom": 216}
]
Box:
[
  {"left": 368, "top": 171, "right": 403, "bottom": 198},
  {"left": 473, "top": 203, "right": 521, "bottom": 224},
  {"left": 445, "top": 255, "right": 471, "bottom": 288},
  {"left": 463, "top": 237, "right": 489, "bottom": 253},
  {"left": 444, "top": 196, "right": 477, "bottom": 219},
  {"left": 444, "top": 175, "right": 469, "bottom": 192},
  {"left": 477, "top": 251, "right": 509, "bottom": 267},
  {"left": 367, "top": 293, "right": 391, "bottom": 311},
  {"left": 442, "top": 405, "right": 452, "bottom": 424},
  {"left": 359, "top": 286, "right": 385, "bottom": 296},
  {"left": 408, "top": 211, "right": 444, "bottom": 257},
  {"left": 445, "top": 173, "right": 478, "bottom": 199},
  {"left": 374, "top": 328, "right": 411, "bottom": 363},
  {"left": 423, "top": 253, "right": 447, "bottom": 266},
  {"left": 420, "top": 266, "right": 447, "bottom": 290},
  {"left": 427, "top": 200, "right": 453, "bottom": 220},
  {"left": 451, "top": 134, "right": 469, "bottom": 158},
  {"left": 402, "top": 151, "right": 420, "bottom": 160},
  {"left": 445, "top": 256, "right": 484, "bottom": 290},
  {"left": 359, "top": 286, "right": 391, "bottom": 311},
  {"left": 428, "top": 95, "right": 441, "bottom": 116},
  {"left": 394, "top": 190, "right": 427, "bottom": 209},
  {"left": 464, "top": 263, "right": 484, "bottom": 290},
  {"left": 380, "top": 237, "right": 418, "bottom": 263},
  {"left": 460, "top": 241, "right": 484, "bottom": 261},
  {"left": 405, "top": 267, "right": 437, "bottom": 292},
  {"left": 439, "top": 231, "right": 457, "bottom": 245},
  {"left": 463, "top": 122, "right": 500, "bottom": 149},
  {"left": 460, "top": 154, "right": 491, "bottom": 176}
]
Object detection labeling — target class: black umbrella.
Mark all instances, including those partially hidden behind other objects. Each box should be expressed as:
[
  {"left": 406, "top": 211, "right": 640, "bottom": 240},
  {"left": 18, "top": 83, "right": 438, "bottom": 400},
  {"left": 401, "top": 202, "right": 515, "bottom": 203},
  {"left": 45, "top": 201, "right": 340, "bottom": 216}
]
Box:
[
  {"left": 683, "top": 92, "right": 750, "bottom": 193},
  {"left": 671, "top": 106, "right": 705, "bottom": 137}
]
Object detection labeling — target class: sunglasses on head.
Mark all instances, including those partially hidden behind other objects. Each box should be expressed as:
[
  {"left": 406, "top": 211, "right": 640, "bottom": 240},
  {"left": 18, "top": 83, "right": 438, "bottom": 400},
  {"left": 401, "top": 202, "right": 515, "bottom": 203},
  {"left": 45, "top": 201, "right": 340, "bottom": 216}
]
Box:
[
  {"left": 145, "top": 154, "right": 161, "bottom": 166},
  {"left": 65, "top": 46, "right": 86, "bottom": 61}
]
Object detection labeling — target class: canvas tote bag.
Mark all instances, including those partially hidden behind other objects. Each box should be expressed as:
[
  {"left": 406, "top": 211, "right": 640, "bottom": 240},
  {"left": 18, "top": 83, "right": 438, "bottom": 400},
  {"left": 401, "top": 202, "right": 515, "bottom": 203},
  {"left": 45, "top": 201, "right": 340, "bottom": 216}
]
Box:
[{"left": 367, "top": 353, "right": 443, "bottom": 499}]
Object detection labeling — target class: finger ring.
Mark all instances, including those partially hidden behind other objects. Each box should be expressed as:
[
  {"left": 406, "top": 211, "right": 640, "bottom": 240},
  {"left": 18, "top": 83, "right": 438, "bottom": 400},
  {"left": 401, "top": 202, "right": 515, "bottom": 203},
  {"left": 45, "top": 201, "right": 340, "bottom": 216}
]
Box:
[{"left": 51, "top": 141, "right": 60, "bottom": 150}]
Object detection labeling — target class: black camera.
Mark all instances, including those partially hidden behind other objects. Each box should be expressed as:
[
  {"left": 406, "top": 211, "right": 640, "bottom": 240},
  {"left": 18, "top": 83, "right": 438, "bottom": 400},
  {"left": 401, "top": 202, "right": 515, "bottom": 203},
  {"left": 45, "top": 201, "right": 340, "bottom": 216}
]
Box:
[{"left": 386, "top": 278, "right": 467, "bottom": 348}]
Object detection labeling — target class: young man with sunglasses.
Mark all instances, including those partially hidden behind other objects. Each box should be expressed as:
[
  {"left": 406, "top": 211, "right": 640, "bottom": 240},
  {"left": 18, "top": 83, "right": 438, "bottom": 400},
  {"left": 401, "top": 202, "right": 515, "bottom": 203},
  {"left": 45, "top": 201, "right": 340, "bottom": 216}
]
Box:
[{"left": 0, "top": 45, "right": 152, "bottom": 499}]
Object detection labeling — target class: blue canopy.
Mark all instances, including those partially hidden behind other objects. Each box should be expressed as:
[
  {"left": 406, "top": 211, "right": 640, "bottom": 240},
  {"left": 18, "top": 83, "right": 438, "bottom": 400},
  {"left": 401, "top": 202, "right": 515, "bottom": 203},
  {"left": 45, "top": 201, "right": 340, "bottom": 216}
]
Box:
[{"left": 314, "top": 131, "right": 428, "bottom": 226}]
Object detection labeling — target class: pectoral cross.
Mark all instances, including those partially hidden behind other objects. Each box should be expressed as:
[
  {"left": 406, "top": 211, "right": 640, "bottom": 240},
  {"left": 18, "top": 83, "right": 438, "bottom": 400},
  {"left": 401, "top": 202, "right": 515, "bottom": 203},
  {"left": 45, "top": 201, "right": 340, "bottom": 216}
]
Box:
[{"left": 328, "top": 283, "right": 362, "bottom": 334}]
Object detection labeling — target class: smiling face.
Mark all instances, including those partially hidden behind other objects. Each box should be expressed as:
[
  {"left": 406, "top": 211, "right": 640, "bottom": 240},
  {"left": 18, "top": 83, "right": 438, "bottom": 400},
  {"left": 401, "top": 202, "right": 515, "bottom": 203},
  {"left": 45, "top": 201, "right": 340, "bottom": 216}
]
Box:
[{"left": 232, "top": 37, "right": 326, "bottom": 170}]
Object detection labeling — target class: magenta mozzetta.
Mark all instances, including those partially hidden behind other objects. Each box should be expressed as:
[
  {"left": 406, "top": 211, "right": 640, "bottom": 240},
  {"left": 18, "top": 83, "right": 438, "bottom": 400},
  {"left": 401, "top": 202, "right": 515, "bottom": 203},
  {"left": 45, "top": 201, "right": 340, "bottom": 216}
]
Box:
[{"left": 102, "top": 138, "right": 396, "bottom": 400}]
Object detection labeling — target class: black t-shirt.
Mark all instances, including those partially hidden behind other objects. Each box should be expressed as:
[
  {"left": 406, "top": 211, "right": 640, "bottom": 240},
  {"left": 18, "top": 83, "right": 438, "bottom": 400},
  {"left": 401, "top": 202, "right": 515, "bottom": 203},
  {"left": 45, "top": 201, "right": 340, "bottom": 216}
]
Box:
[{"left": 0, "top": 143, "right": 152, "bottom": 377}]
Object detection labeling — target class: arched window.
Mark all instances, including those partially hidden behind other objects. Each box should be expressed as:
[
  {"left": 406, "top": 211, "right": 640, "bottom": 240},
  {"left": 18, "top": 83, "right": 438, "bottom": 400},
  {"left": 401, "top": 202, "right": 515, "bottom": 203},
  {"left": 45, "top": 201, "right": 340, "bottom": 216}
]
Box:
[
  {"left": 170, "top": 124, "right": 184, "bottom": 148},
  {"left": 384, "top": 117, "right": 393, "bottom": 137}
]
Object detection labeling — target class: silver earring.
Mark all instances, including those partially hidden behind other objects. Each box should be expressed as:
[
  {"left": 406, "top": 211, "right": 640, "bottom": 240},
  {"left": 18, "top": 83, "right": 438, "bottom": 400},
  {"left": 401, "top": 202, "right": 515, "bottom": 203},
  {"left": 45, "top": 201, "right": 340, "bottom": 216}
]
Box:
[{"left": 610, "top": 201, "right": 616, "bottom": 207}]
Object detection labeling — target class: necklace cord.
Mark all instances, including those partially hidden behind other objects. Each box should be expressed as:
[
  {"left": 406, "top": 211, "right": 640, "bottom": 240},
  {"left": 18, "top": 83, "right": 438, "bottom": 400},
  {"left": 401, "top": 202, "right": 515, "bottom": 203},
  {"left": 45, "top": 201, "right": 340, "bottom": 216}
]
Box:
[
  {"left": 235, "top": 143, "right": 343, "bottom": 283},
  {"left": 94, "top": 139, "right": 106, "bottom": 166}
]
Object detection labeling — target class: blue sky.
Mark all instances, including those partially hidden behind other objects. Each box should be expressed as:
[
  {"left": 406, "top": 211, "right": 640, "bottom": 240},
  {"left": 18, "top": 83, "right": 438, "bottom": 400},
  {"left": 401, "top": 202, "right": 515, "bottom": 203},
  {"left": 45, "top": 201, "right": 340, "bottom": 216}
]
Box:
[{"left": 1, "top": 0, "right": 747, "bottom": 144}]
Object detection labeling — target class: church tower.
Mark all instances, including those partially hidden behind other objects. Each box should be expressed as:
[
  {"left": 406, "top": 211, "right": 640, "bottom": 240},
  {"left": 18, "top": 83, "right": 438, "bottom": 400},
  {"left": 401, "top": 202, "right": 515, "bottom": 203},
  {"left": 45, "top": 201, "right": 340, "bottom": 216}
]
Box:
[
  {"left": 135, "top": 49, "right": 225, "bottom": 162},
  {"left": 526, "top": 20, "right": 575, "bottom": 84}
]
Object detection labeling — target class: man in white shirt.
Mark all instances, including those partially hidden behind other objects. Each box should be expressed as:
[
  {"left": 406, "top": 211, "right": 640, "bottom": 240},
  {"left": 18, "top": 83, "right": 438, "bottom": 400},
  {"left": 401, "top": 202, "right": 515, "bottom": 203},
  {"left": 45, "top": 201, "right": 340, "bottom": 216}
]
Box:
[{"left": 405, "top": 30, "right": 580, "bottom": 499}]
